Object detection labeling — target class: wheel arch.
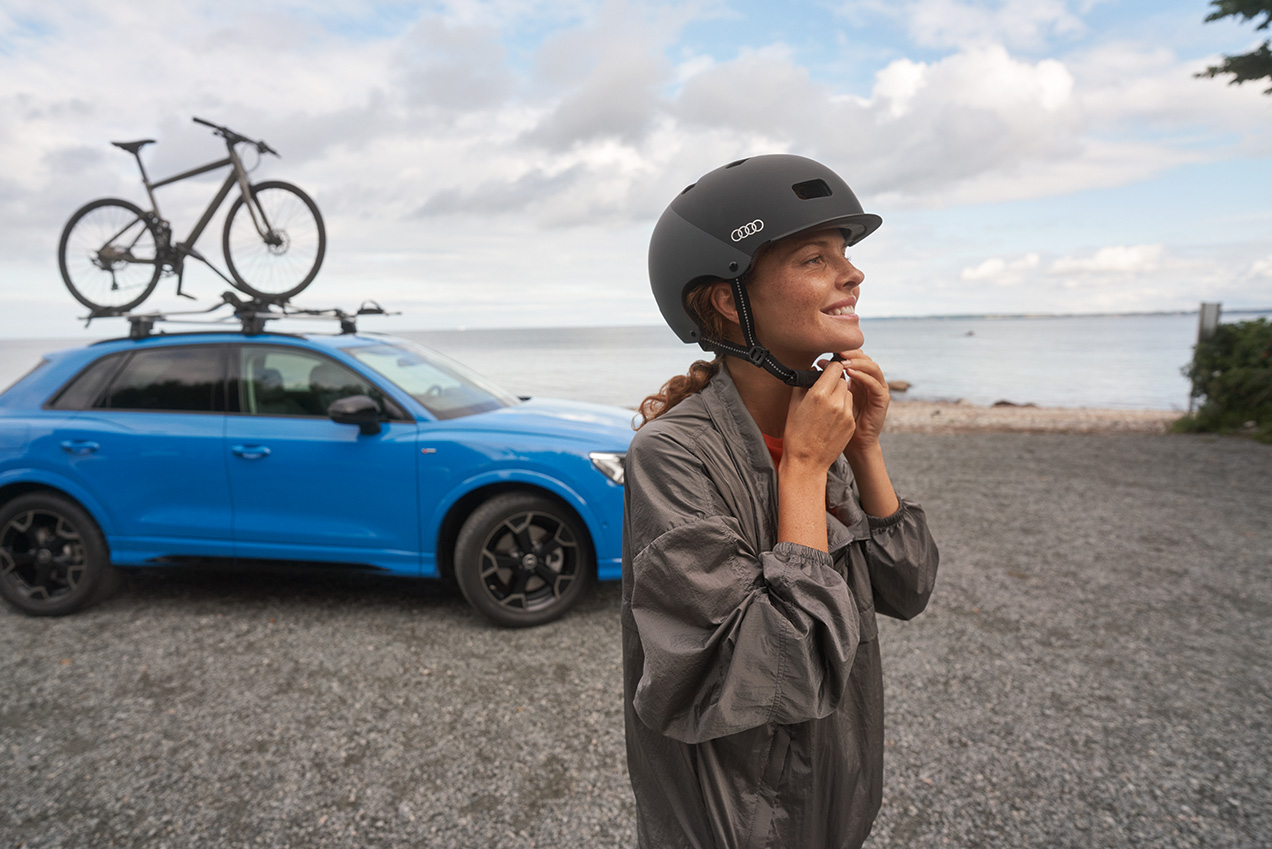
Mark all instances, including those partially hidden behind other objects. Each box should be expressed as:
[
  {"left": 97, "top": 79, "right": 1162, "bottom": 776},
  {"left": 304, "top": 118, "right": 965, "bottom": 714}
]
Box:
[
  {"left": 0, "top": 476, "right": 114, "bottom": 539},
  {"left": 434, "top": 481, "right": 597, "bottom": 582}
]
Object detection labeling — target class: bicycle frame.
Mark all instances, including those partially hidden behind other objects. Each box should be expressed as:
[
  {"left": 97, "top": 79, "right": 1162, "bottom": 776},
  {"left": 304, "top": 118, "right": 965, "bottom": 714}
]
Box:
[{"left": 128, "top": 143, "right": 269, "bottom": 282}]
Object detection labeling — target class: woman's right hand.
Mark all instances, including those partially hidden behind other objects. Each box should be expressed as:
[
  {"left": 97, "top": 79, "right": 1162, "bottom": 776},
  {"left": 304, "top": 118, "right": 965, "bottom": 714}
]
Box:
[{"left": 781, "top": 362, "right": 856, "bottom": 474}]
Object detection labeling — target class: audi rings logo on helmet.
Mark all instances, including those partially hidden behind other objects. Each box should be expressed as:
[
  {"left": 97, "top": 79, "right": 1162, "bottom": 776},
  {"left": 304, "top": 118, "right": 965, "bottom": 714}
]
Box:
[{"left": 730, "top": 219, "right": 764, "bottom": 242}]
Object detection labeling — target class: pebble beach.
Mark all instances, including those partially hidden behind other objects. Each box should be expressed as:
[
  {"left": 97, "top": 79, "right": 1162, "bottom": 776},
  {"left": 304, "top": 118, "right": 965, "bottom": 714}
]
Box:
[{"left": 886, "top": 400, "right": 1180, "bottom": 434}]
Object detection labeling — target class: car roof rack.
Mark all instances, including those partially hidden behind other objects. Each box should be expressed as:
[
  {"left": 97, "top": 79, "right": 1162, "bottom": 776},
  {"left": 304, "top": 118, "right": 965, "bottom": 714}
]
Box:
[{"left": 84, "top": 292, "right": 398, "bottom": 339}]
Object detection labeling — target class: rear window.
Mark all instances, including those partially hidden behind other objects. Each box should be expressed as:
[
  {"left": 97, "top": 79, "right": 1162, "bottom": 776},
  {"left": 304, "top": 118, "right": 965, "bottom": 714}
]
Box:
[
  {"left": 46, "top": 353, "right": 126, "bottom": 410},
  {"left": 96, "top": 347, "right": 226, "bottom": 413}
]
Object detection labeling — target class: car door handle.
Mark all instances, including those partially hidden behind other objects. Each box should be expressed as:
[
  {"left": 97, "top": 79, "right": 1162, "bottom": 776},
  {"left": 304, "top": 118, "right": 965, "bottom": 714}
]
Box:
[
  {"left": 60, "top": 440, "right": 100, "bottom": 455},
  {"left": 231, "top": 444, "right": 271, "bottom": 460}
]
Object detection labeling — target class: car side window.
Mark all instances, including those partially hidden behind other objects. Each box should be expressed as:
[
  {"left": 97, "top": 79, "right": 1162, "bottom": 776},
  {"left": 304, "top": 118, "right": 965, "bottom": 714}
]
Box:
[
  {"left": 237, "top": 346, "right": 389, "bottom": 418},
  {"left": 46, "top": 352, "right": 127, "bottom": 410},
  {"left": 97, "top": 347, "right": 225, "bottom": 412}
]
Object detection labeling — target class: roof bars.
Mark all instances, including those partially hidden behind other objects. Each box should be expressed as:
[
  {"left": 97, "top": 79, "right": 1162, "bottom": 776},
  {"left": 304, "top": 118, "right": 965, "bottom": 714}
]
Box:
[{"left": 81, "top": 291, "right": 397, "bottom": 339}]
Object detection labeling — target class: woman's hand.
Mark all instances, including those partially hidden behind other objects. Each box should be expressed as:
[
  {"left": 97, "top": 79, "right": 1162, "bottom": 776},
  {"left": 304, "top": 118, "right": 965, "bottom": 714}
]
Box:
[
  {"left": 827, "top": 350, "right": 890, "bottom": 453},
  {"left": 781, "top": 361, "right": 858, "bottom": 472},
  {"left": 776, "top": 362, "right": 857, "bottom": 551},
  {"left": 825, "top": 350, "right": 899, "bottom": 518}
]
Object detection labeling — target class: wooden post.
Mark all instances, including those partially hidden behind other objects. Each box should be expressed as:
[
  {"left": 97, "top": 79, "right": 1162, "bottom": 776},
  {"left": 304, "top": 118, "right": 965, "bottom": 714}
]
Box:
[
  {"left": 1190, "top": 303, "right": 1222, "bottom": 413},
  {"left": 1198, "top": 302, "right": 1222, "bottom": 342}
]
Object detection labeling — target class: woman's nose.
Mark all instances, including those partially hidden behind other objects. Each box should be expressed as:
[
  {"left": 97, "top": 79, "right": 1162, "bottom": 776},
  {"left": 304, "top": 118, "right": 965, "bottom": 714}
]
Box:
[{"left": 837, "top": 257, "right": 864, "bottom": 287}]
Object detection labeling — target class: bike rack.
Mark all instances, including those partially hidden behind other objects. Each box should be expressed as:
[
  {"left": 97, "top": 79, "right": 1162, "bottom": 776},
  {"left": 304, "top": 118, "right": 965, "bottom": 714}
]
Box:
[{"left": 81, "top": 292, "right": 397, "bottom": 339}]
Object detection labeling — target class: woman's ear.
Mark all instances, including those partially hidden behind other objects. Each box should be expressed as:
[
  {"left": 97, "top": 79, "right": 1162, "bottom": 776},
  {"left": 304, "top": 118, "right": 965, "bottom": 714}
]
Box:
[{"left": 708, "top": 280, "right": 741, "bottom": 327}]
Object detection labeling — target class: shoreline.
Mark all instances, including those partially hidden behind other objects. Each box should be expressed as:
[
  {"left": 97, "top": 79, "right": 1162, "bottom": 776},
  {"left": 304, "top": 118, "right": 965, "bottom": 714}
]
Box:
[{"left": 885, "top": 399, "right": 1180, "bottom": 434}]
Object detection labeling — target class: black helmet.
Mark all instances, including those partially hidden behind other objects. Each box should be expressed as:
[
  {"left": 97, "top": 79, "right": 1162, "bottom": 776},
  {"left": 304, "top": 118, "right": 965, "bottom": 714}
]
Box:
[{"left": 648, "top": 154, "right": 881, "bottom": 386}]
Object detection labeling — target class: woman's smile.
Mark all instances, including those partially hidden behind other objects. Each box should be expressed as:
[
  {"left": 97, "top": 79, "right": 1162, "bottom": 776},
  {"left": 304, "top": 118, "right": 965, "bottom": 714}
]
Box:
[{"left": 823, "top": 297, "right": 859, "bottom": 319}]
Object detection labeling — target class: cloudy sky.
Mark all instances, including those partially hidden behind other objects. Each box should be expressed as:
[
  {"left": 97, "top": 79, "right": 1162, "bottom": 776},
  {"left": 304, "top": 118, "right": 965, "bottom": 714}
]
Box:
[{"left": 2, "top": 0, "right": 1269, "bottom": 338}]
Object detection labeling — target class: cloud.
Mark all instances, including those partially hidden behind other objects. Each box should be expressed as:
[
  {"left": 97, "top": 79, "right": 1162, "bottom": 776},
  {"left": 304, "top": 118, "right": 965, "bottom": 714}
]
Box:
[
  {"left": 960, "top": 252, "right": 1040, "bottom": 284},
  {"left": 1, "top": 0, "right": 1270, "bottom": 338},
  {"left": 4, "top": 2, "right": 1264, "bottom": 237},
  {"left": 395, "top": 19, "right": 516, "bottom": 114},
  {"left": 1249, "top": 254, "right": 1272, "bottom": 279},
  {"left": 1050, "top": 244, "right": 1165, "bottom": 275},
  {"left": 839, "top": 46, "right": 1083, "bottom": 200}
]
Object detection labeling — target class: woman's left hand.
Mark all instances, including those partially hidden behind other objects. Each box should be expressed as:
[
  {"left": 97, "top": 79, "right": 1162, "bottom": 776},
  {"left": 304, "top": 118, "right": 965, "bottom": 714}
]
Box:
[{"left": 821, "top": 350, "right": 890, "bottom": 452}]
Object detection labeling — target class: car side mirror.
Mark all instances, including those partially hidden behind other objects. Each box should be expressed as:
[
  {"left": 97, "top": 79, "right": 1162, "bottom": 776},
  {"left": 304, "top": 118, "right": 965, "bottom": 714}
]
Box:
[{"left": 328, "top": 395, "right": 382, "bottom": 435}]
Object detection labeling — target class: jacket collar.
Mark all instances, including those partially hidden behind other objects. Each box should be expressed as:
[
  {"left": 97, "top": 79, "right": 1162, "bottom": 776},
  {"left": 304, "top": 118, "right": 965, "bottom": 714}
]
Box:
[{"left": 699, "top": 363, "right": 774, "bottom": 479}]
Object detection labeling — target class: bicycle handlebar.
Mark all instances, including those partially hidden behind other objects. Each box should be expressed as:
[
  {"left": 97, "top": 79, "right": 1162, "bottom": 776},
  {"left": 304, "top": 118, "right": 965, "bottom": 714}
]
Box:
[{"left": 192, "top": 116, "right": 279, "bottom": 157}]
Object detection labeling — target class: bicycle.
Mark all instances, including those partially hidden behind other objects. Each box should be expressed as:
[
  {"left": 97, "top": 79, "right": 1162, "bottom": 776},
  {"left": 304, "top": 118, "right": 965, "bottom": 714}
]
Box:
[{"left": 58, "top": 116, "right": 326, "bottom": 315}]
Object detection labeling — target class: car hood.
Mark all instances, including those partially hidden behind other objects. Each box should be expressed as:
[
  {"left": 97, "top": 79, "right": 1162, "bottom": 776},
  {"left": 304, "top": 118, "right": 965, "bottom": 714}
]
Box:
[{"left": 452, "top": 397, "right": 635, "bottom": 446}]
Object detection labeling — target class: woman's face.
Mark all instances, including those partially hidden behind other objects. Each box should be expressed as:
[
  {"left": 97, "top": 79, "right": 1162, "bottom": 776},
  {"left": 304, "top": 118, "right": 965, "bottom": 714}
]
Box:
[{"left": 742, "top": 226, "right": 866, "bottom": 366}]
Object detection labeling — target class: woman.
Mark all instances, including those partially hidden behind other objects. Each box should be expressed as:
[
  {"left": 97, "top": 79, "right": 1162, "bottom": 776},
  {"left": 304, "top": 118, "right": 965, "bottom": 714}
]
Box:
[{"left": 622, "top": 154, "right": 939, "bottom": 849}]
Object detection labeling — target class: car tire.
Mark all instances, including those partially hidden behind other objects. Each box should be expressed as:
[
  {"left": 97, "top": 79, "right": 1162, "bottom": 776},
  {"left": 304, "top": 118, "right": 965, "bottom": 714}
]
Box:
[
  {"left": 454, "top": 492, "right": 593, "bottom": 628},
  {"left": 0, "top": 493, "right": 117, "bottom": 616}
]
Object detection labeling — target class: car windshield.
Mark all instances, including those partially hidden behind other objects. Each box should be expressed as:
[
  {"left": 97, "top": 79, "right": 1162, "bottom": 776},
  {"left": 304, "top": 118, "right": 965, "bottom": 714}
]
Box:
[{"left": 347, "top": 340, "right": 520, "bottom": 420}]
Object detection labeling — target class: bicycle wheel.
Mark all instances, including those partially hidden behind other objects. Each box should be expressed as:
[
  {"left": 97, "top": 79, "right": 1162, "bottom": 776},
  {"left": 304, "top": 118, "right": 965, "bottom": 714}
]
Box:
[
  {"left": 222, "top": 180, "right": 325, "bottom": 302},
  {"left": 58, "top": 198, "right": 162, "bottom": 312}
]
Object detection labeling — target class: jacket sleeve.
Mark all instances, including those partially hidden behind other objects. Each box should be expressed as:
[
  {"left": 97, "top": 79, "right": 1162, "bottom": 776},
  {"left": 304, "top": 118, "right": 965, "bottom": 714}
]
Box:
[
  {"left": 625, "top": 430, "right": 861, "bottom": 745},
  {"left": 830, "top": 491, "right": 939, "bottom": 622}
]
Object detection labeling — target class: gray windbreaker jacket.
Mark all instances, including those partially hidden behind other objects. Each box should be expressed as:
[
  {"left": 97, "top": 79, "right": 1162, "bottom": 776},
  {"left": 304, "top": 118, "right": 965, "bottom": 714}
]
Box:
[{"left": 621, "top": 365, "right": 939, "bottom": 849}]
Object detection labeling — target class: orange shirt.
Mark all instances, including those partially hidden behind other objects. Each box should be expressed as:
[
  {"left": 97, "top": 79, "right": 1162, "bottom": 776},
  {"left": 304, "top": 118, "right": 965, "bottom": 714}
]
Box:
[{"left": 762, "top": 433, "right": 783, "bottom": 469}]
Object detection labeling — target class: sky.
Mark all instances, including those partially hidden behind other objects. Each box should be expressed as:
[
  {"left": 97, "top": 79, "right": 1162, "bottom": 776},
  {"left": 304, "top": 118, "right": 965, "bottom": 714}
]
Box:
[{"left": 1, "top": 0, "right": 1269, "bottom": 338}]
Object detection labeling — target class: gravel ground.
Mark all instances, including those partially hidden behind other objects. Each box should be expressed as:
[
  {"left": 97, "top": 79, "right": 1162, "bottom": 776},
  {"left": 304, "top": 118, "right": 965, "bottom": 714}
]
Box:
[{"left": 2, "top": 431, "right": 1269, "bottom": 848}]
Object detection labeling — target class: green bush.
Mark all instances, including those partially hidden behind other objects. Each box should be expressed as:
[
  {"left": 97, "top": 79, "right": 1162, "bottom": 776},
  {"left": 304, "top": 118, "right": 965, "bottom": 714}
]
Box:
[{"left": 1174, "top": 317, "right": 1272, "bottom": 442}]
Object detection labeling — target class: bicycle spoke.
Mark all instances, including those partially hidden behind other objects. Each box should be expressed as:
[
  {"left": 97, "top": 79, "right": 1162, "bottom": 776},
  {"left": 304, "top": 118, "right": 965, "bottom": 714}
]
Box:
[
  {"left": 58, "top": 200, "right": 161, "bottom": 311},
  {"left": 223, "top": 182, "right": 325, "bottom": 300}
]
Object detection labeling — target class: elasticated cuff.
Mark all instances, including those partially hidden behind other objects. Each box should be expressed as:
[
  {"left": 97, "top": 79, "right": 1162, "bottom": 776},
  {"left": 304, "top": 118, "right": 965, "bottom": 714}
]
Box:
[
  {"left": 769, "top": 541, "right": 834, "bottom": 570},
  {"left": 867, "top": 499, "right": 910, "bottom": 532}
]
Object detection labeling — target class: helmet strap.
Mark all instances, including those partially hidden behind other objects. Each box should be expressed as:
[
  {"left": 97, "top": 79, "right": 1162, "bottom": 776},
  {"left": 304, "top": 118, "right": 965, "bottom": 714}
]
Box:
[{"left": 703, "top": 277, "right": 821, "bottom": 388}]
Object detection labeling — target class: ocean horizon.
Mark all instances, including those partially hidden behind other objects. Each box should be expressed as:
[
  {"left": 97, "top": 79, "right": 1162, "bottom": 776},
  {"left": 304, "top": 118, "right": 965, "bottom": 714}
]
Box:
[{"left": 3, "top": 309, "right": 1268, "bottom": 412}]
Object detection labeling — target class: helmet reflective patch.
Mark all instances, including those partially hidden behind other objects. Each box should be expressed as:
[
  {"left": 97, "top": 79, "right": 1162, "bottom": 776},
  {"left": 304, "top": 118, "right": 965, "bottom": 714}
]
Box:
[{"left": 730, "top": 219, "right": 764, "bottom": 242}]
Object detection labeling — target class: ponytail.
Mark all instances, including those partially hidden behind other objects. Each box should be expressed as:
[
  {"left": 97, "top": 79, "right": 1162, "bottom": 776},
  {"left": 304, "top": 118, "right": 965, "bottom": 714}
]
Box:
[
  {"left": 636, "top": 357, "right": 722, "bottom": 427},
  {"left": 636, "top": 282, "right": 733, "bottom": 428}
]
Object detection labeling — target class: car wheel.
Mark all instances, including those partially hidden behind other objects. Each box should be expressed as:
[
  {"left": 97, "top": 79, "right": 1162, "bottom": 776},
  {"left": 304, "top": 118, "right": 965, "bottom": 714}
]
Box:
[
  {"left": 454, "top": 493, "right": 593, "bottom": 628},
  {"left": 0, "top": 493, "right": 116, "bottom": 616}
]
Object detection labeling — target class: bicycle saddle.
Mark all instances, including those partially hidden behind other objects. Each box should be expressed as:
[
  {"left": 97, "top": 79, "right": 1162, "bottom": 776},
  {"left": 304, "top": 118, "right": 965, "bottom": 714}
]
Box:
[{"left": 111, "top": 139, "right": 155, "bottom": 154}]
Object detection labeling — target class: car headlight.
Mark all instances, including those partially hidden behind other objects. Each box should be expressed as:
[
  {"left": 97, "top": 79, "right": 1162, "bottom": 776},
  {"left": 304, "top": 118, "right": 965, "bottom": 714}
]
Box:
[{"left": 589, "top": 452, "right": 626, "bottom": 486}]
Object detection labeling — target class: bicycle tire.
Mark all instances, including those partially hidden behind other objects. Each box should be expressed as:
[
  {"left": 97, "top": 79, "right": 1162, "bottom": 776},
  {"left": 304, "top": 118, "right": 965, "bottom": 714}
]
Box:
[
  {"left": 222, "top": 180, "right": 326, "bottom": 302},
  {"left": 58, "top": 198, "right": 162, "bottom": 313}
]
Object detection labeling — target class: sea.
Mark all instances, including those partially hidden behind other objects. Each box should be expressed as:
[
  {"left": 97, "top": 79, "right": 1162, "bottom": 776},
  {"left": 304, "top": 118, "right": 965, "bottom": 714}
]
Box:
[{"left": 2, "top": 311, "right": 1267, "bottom": 412}]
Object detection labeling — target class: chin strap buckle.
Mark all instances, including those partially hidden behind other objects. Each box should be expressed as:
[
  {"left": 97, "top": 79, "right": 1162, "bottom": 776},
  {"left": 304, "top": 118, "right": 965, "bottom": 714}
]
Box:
[{"left": 745, "top": 345, "right": 768, "bottom": 366}]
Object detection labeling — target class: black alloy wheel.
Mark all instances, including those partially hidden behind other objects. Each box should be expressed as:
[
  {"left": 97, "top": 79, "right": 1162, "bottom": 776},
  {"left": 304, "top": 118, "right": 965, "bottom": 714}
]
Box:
[
  {"left": 0, "top": 493, "right": 116, "bottom": 616},
  {"left": 454, "top": 493, "right": 593, "bottom": 628}
]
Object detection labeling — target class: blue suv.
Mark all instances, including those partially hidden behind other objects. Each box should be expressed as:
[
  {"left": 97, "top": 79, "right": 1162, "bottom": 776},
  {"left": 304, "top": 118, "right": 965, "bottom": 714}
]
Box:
[{"left": 0, "top": 329, "right": 632, "bottom": 626}]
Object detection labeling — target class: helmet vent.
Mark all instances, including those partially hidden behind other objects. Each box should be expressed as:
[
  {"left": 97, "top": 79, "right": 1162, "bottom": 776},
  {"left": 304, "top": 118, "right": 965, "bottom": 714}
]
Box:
[
  {"left": 791, "top": 179, "right": 832, "bottom": 199},
  {"left": 725, "top": 158, "right": 749, "bottom": 169}
]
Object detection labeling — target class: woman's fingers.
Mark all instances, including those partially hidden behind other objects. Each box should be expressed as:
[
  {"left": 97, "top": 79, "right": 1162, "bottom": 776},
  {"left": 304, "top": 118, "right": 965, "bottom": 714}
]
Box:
[
  {"left": 830, "top": 350, "right": 891, "bottom": 449},
  {"left": 783, "top": 362, "right": 857, "bottom": 468}
]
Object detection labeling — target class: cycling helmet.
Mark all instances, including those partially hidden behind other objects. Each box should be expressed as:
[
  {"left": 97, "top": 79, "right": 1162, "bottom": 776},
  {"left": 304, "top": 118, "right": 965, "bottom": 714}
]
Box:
[{"left": 648, "top": 154, "right": 881, "bottom": 386}]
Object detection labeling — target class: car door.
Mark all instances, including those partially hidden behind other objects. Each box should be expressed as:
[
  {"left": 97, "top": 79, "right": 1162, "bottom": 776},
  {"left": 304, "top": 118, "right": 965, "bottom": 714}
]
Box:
[
  {"left": 41, "top": 344, "right": 235, "bottom": 559},
  {"left": 223, "top": 343, "right": 421, "bottom": 573}
]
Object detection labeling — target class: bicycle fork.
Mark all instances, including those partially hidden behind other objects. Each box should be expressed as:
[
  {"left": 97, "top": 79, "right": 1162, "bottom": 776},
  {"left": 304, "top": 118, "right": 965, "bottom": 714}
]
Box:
[{"left": 229, "top": 147, "right": 278, "bottom": 244}]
